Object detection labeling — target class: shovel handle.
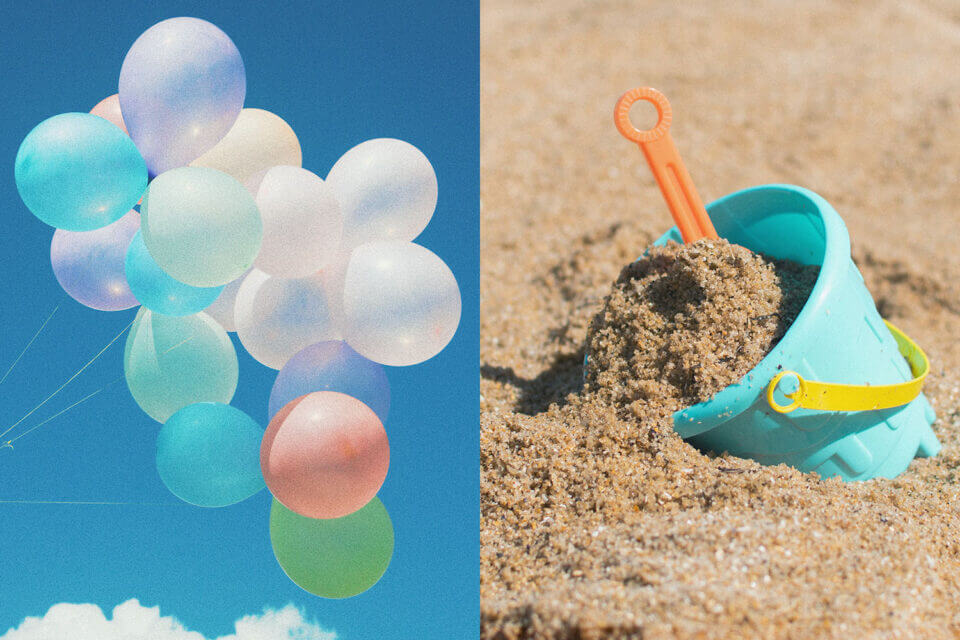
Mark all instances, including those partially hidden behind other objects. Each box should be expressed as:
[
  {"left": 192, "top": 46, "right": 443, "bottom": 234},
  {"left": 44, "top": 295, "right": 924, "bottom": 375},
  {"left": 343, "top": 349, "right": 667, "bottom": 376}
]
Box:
[{"left": 615, "top": 87, "right": 718, "bottom": 243}]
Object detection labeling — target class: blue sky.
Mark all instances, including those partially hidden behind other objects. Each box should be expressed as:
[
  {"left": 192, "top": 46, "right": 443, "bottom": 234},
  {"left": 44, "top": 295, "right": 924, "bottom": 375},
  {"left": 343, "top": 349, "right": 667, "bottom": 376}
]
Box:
[{"left": 0, "top": 1, "right": 478, "bottom": 637}]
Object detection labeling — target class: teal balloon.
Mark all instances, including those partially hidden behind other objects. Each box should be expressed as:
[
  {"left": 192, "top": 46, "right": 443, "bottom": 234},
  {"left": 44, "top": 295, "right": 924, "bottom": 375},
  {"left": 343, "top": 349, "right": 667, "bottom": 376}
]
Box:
[
  {"left": 270, "top": 497, "right": 394, "bottom": 598},
  {"left": 157, "top": 402, "right": 265, "bottom": 507},
  {"left": 141, "top": 167, "right": 262, "bottom": 287},
  {"left": 125, "top": 230, "right": 223, "bottom": 316},
  {"left": 15, "top": 113, "right": 147, "bottom": 231},
  {"left": 124, "top": 308, "right": 238, "bottom": 422}
]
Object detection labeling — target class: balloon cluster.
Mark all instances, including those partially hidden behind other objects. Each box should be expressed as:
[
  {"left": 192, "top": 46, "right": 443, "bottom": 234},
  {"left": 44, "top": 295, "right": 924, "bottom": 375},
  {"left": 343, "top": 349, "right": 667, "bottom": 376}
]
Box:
[{"left": 15, "top": 17, "right": 461, "bottom": 599}]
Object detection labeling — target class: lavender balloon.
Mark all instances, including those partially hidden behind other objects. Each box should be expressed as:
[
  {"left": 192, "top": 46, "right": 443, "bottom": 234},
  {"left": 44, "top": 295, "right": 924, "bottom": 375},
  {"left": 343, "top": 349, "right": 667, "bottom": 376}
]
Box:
[
  {"left": 119, "top": 18, "right": 246, "bottom": 175},
  {"left": 269, "top": 341, "right": 390, "bottom": 422},
  {"left": 50, "top": 210, "right": 140, "bottom": 311}
]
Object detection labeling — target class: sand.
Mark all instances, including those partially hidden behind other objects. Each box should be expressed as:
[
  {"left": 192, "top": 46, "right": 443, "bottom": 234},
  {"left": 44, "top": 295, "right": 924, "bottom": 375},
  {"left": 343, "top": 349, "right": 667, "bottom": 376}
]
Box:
[
  {"left": 585, "top": 239, "right": 817, "bottom": 414},
  {"left": 480, "top": 2, "right": 960, "bottom": 638}
]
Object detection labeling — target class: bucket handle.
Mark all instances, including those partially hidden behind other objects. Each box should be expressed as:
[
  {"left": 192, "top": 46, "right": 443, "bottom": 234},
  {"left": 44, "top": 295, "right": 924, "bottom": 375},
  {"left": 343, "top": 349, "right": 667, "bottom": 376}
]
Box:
[{"left": 766, "top": 320, "right": 929, "bottom": 414}]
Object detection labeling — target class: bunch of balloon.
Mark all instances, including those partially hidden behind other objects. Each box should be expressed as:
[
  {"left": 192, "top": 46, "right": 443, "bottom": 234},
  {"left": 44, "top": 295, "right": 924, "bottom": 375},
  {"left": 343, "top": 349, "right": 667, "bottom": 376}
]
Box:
[{"left": 14, "top": 18, "right": 461, "bottom": 600}]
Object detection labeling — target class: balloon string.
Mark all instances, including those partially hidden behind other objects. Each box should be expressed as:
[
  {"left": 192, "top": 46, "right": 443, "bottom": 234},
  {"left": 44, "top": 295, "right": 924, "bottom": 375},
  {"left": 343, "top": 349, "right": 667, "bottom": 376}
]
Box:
[
  {"left": 0, "top": 317, "right": 135, "bottom": 442},
  {"left": 1, "top": 333, "right": 196, "bottom": 449},
  {"left": 6, "top": 378, "right": 122, "bottom": 446},
  {"left": 0, "top": 305, "right": 59, "bottom": 388},
  {"left": 0, "top": 331, "right": 200, "bottom": 508},
  {"left": 0, "top": 500, "right": 183, "bottom": 506},
  {"left": 161, "top": 334, "right": 196, "bottom": 356}
]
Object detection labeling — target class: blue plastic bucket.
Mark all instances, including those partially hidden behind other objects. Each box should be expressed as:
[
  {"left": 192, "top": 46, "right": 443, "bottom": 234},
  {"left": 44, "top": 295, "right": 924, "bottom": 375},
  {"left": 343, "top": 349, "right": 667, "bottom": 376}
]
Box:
[{"left": 644, "top": 184, "right": 939, "bottom": 481}]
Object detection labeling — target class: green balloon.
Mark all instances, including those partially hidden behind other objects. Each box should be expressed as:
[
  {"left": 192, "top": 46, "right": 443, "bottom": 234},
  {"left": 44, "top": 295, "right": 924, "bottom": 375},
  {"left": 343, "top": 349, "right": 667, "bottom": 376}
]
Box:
[
  {"left": 270, "top": 497, "right": 394, "bottom": 599},
  {"left": 124, "top": 308, "right": 238, "bottom": 422},
  {"left": 141, "top": 166, "right": 262, "bottom": 287}
]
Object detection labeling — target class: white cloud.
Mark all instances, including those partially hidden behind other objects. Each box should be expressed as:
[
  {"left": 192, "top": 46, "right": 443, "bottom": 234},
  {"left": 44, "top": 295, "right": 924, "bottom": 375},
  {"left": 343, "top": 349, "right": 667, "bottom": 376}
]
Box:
[{"left": 1, "top": 600, "right": 336, "bottom": 640}]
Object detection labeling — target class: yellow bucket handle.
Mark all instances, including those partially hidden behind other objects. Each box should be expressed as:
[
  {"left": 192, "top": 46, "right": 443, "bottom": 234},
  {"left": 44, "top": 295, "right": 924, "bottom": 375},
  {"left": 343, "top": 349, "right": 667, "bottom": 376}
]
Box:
[{"left": 766, "top": 320, "right": 929, "bottom": 414}]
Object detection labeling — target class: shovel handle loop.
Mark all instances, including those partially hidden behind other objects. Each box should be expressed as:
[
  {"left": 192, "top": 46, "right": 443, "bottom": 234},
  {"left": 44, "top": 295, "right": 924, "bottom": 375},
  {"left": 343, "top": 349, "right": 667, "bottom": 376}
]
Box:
[
  {"left": 614, "top": 87, "right": 718, "bottom": 243},
  {"left": 767, "top": 320, "right": 929, "bottom": 414}
]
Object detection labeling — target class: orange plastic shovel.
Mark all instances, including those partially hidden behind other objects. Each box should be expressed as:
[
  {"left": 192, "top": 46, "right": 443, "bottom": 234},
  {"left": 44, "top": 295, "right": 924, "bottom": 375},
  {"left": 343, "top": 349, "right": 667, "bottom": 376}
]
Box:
[{"left": 614, "top": 87, "right": 718, "bottom": 243}]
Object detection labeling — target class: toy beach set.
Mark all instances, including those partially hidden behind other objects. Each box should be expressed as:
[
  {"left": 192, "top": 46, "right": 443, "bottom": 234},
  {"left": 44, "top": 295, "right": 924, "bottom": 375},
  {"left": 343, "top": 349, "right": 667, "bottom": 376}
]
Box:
[
  {"left": 13, "top": 18, "right": 460, "bottom": 598},
  {"left": 598, "top": 86, "right": 938, "bottom": 482}
]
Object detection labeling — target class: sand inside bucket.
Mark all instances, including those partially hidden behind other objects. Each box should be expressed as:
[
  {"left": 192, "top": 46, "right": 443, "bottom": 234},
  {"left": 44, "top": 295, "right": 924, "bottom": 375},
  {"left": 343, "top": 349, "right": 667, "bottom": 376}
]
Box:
[{"left": 584, "top": 239, "right": 818, "bottom": 417}]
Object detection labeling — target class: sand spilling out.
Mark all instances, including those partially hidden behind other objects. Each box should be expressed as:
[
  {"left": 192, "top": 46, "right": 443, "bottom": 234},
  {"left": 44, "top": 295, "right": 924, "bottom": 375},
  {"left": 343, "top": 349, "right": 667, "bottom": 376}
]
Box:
[{"left": 482, "top": 240, "right": 831, "bottom": 638}]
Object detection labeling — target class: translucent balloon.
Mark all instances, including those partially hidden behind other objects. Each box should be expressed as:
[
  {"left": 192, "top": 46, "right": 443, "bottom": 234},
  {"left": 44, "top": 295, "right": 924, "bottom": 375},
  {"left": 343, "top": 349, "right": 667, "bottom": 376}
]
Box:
[
  {"left": 191, "top": 108, "right": 301, "bottom": 186},
  {"left": 343, "top": 241, "right": 461, "bottom": 366},
  {"left": 141, "top": 166, "right": 262, "bottom": 287},
  {"left": 204, "top": 268, "right": 251, "bottom": 332},
  {"left": 119, "top": 17, "right": 245, "bottom": 175},
  {"left": 90, "top": 94, "right": 127, "bottom": 134},
  {"left": 325, "top": 138, "right": 437, "bottom": 247},
  {"left": 253, "top": 166, "right": 342, "bottom": 277},
  {"left": 269, "top": 341, "right": 390, "bottom": 422},
  {"left": 157, "top": 402, "right": 264, "bottom": 507},
  {"left": 317, "top": 247, "right": 353, "bottom": 331},
  {"left": 50, "top": 210, "right": 140, "bottom": 311},
  {"left": 124, "top": 309, "right": 238, "bottom": 422},
  {"left": 15, "top": 113, "right": 147, "bottom": 231},
  {"left": 125, "top": 231, "right": 223, "bottom": 316},
  {"left": 235, "top": 270, "right": 340, "bottom": 370},
  {"left": 262, "top": 391, "right": 388, "bottom": 519},
  {"left": 270, "top": 497, "right": 394, "bottom": 599}
]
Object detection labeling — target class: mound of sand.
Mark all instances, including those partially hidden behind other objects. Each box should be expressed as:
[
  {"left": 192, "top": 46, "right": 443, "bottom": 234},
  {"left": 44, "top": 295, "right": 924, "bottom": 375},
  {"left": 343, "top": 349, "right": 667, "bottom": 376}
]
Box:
[{"left": 585, "top": 239, "right": 817, "bottom": 414}]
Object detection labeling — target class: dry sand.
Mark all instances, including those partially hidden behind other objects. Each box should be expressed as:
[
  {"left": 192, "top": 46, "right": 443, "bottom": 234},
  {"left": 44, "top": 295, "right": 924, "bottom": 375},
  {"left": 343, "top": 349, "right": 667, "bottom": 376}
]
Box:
[
  {"left": 585, "top": 239, "right": 817, "bottom": 415},
  {"left": 480, "top": 1, "right": 960, "bottom": 638}
]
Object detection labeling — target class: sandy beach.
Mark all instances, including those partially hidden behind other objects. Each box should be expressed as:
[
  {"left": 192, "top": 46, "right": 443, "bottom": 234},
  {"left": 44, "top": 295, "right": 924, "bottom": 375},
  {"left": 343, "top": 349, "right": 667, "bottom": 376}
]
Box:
[{"left": 480, "top": 1, "right": 960, "bottom": 637}]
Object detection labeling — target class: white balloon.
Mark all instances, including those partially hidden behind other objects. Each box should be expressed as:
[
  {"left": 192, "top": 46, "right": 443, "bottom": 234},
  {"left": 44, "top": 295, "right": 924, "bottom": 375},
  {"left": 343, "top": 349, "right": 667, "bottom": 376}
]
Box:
[
  {"left": 191, "top": 108, "right": 302, "bottom": 186},
  {"left": 317, "top": 247, "right": 353, "bottom": 334},
  {"left": 253, "top": 166, "right": 342, "bottom": 277},
  {"left": 235, "top": 269, "right": 340, "bottom": 369},
  {"left": 325, "top": 138, "right": 437, "bottom": 248},
  {"left": 204, "top": 267, "right": 251, "bottom": 332},
  {"left": 343, "top": 241, "right": 460, "bottom": 367}
]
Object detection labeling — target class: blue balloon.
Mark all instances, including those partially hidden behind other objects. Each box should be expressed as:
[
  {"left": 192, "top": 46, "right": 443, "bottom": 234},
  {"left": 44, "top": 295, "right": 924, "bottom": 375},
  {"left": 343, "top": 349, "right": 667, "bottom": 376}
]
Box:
[
  {"left": 125, "top": 230, "right": 223, "bottom": 316},
  {"left": 156, "top": 402, "right": 265, "bottom": 507},
  {"left": 15, "top": 113, "right": 147, "bottom": 231},
  {"left": 269, "top": 341, "right": 390, "bottom": 422}
]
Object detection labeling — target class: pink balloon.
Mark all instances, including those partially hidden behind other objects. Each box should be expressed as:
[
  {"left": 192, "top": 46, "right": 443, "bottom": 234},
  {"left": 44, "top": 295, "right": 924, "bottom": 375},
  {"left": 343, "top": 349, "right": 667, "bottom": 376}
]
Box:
[
  {"left": 90, "top": 94, "right": 128, "bottom": 134},
  {"left": 261, "top": 391, "right": 389, "bottom": 519},
  {"left": 90, "top": 97, "right": 142, "bottom": 204}
]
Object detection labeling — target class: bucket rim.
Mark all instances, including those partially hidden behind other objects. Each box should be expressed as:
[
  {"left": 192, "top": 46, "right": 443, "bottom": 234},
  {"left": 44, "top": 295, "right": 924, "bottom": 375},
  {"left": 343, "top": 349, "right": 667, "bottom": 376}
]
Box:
[{"left": 670, "top": 183, "right": 850, "bottom": 438}]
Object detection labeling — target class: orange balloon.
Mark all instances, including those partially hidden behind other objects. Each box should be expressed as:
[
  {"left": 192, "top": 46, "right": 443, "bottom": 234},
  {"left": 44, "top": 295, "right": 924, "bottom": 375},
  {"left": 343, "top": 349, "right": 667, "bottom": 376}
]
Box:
[
  {"left": 90, "top": 94, "right": 128, "bottom": 134},
  {"left": 261, "top": 391, "right": 389, "bottom": 519}
]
